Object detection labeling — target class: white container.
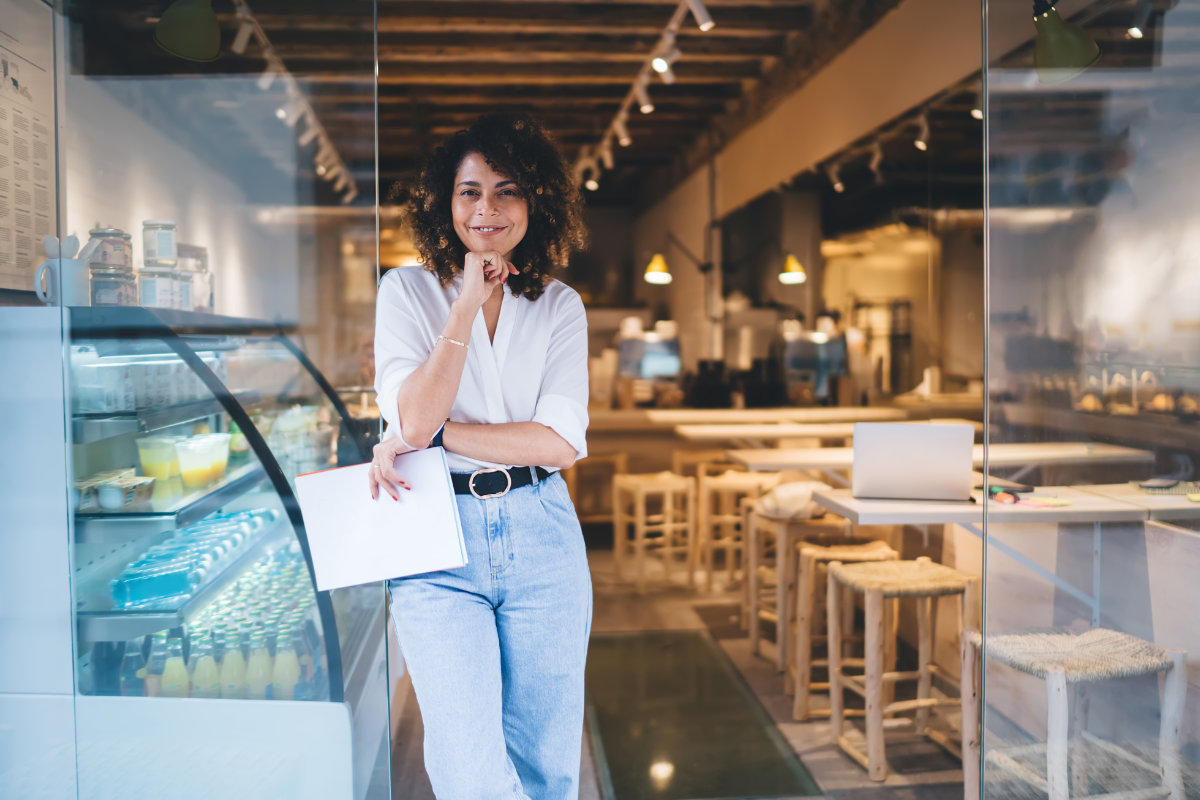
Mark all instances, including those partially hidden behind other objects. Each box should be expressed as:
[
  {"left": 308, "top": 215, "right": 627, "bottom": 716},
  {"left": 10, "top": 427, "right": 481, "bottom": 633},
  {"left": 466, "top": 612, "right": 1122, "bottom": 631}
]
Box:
[
  {"left": 176, "top": 270, "right": 193, "bottom": 311},
  {"left": 139, "top": 267, "right": 176, "bottom": 309},
  {"left": 142, "top": 220, "right": 178, "bottom": 265}
]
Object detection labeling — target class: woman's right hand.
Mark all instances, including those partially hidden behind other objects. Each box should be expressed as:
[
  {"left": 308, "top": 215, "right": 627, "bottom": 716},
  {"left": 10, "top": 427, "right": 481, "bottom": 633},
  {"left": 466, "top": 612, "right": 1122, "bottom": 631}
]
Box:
[
  {"left": 458, "top": 250, "right": 518, "bottom": 310},
  {"left": 368, "top": 437, "right": 413, "bottom": 500}
]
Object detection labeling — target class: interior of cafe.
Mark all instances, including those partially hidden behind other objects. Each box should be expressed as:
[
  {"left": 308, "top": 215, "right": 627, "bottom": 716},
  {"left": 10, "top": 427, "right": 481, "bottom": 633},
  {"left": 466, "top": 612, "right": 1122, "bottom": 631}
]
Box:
[{"left": 2, "top": 0, "right": 1199, "bottom": 798}]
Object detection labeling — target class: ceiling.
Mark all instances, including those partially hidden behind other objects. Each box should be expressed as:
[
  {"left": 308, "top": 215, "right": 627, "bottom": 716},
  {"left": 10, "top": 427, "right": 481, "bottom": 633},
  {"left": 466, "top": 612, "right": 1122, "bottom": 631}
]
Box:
[{"left": 64, "top": 0, "right": 1193, "bottom": 228}]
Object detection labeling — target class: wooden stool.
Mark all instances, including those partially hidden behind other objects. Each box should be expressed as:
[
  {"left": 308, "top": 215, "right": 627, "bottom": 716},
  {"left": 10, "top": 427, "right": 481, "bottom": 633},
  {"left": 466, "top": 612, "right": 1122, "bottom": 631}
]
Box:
[
  {"left": 827, "top": 556, "right": 980, "bottom": 781},
  {"left": 961, "top": 628, "right": 1186, "bottom": 800},
  {"left": 671, "top": 448, "right": 741, "bottom": 480},
  {"left": 611, "top": 471, "right": 696, "bottom": 593},
  {"left": 699, "top": 470, "right": 779, "bottom": 593},
  {"left": 745, "top": 507, "right": 852, "bottom": 663},
  {"left": 562, "top": 452, "right": 628, "bottom": 524},
  {"left": 791, "top": 539, "right": 899, "bottom": 720}
]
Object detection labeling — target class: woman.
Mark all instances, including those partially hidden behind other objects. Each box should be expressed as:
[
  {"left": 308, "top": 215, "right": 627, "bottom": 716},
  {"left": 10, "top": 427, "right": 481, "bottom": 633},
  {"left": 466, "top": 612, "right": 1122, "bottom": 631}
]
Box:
[{"left": 368, "top": 113, "right": 592, "bottom": 800}]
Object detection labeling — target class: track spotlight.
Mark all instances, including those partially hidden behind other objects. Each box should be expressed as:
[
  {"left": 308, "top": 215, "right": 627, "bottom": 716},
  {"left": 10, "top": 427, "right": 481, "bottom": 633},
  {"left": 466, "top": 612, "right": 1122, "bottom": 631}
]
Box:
[
  {"left": 1032, "top": 0, "right": 1100, "bottom": 85},
  {"left": 256, "top": 61, "right": 281, "bottom": 91},
  {"left": 298, "top": 118, "right": 319, "bottom": 146},
  {"left": 658, "top": 66, "right": 677, "bottom": 85},
  {"left": 282, "top": 98, "right": 304, "bottom": 127},
  {"left": 600, "top": 141, "right": 615, "bottom": 170},
  {"left": 1127, "top": 0, "right": 1152, "bottom": 38},
  {"left": 231, "top": 18, "right": 255, "bottom": 55},
  {"left": 635, "top": 80, "right": 654, "bottom": 114},
  {"left": 614, "top": 114, "right": 632, "bottom": 147},
  {"left": 913, "top": 114, "right": 929, "bottom": 151},
  {"left": 970, "top": 88, "right": 984, "bottom": 120},
  {"left": 825, "top": 163, "right": 845, "bottom": 194},
  {"left": 652, "top": 44, "right": 681, "bottom": 75},
  {"left": 685, "top": 0, "right": 715, "bottom": 32},
  {"left": 869, "top": 141, "right": 884, "bottom": 184}
]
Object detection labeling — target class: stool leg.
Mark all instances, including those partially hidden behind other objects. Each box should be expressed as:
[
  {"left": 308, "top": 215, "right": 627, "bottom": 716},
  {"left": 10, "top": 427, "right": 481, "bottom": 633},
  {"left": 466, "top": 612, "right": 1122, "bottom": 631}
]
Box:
[
  {"left": 634, "top": 488, "right": 647, "bottom": 595},
  {"left": 1160, "top": 650, "right": 1187, "bottom": 800},
  {"left": 827, "top": 565, "right": 845, "bottom": 743},
  {"left": 865, "top": 587, "right": 887, "bottom": 781},
  {"left": 1046, "top": 666, "right": 1069, "bottom": 800},
  {"left": 793, "top": 551, "right": 816, "bottom": 720},
  {"left": 686, "top": 480, "right": 697, "bottom": 590},
  {"left": 881, "top": 596, "right": 898, "bottom": 709},
  {"left": 841, "top": 582, "right": 855, "bottom": 660},
  {"left": 703, "top": 485, "right": 715, "bottom": 593},
  {"left": 776, "top": 530, "right": 795, "bottom": 673},
  {"left": 663, "top": 488, "right": 675, "bottom": 584},
  {"left": 916, "top": 595, "right": 933, "bottom": 734},
  {"left": 961, "top": 633, "right": 981, "bottom": 800},
  {"left": 1071, "top": 683, "right": 1090, "bottom": 797},
  {"left": 748, "top": 517, "right": 761, "bottom": 657},
  {"left": 723, "top": 490, "right": 737, "bottom": 584},
  {"left": 612, "top": 484, "right": 624, "bottom": 580}
]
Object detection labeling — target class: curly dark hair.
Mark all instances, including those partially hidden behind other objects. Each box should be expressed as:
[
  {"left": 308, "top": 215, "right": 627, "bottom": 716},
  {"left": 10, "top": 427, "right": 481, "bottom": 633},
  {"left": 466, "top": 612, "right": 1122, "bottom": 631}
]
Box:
[{"left": 402, "top": 113, "right": 587, "bottom": 301}]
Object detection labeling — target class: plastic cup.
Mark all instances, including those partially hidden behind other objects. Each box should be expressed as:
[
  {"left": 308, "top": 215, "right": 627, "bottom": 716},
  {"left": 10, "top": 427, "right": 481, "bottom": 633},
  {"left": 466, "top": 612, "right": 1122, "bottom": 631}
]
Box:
[
  {"left": 136, "top": 436, "right": 178, "bottom": 480},
  {"left": 175, "top": 438, "right": 212, "bottom": 490},
  {"left": 203, "top": 433, "right": 232, "bottom": 483}
]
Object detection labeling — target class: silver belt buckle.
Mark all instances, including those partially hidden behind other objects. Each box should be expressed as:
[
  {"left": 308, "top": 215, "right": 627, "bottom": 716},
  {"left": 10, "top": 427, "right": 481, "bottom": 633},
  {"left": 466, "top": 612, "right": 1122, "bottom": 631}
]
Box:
[{"left": 468, "top": 467, "right": 512, "bottom": 499}]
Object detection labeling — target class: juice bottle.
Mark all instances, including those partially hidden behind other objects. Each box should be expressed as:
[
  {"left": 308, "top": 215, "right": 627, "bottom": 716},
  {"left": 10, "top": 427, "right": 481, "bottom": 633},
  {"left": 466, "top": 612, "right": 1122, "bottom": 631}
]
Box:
[
  {"left": 119, "top": 637, "right": 147, "bottom": 697},
  {"left": 161, "top": 637, "right": 190, "bottom": 698},
  {"left": 190, "top": 635, "right": 220, "bottom": 699},
  {"left": 245, "top": 632, "right": 273, "bottom": 700},
  {"left": 143, "top": 631, "right": 168, "bottom": 697},
  {"left": 271, "top": 626, "right": 301, "bottom": 701},
  {"left": 219, "top": 630, "right": 247, "bottom": 699}
]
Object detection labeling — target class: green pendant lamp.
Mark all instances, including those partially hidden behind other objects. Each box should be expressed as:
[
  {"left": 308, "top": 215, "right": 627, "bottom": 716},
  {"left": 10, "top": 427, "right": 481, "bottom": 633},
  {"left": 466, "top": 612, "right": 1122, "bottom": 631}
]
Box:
[
  {"left": 1032, "top": 0, "right": 1100, "bottom": 85},
  {"left": 155, "top": 0, "right": 222, "bottom": 62}
]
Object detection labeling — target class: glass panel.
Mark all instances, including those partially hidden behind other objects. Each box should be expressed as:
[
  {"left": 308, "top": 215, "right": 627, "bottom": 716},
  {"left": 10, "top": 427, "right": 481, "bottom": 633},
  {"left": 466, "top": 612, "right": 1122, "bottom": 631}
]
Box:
[
  {"left": 983, "top": 2, "right": 1200, "bottom": 798},
  {"left": 6, "top": 0, "right": 390, "bottom": 795}
]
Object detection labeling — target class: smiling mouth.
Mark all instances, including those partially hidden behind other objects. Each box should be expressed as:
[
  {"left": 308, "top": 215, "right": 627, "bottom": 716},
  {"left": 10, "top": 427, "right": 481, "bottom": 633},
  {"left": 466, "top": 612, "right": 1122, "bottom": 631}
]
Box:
[{"left": 471, "top": 226, "right": 506, "bottom": 233}]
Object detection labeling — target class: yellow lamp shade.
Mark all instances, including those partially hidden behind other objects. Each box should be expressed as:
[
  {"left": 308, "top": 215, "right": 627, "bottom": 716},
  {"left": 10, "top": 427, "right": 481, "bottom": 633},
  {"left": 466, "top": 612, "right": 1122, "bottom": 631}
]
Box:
[
  {"left": 1033, "top": 8, "right": 1100, "bottom": 85},
  {"left": 644, "top": 253, "right": 673, "bottom": 285},
  {"left": 778, "top": 254, "right": 807, "bottom": 285},
  {"left": 155, "top": 0, "right": 222, "bottom": 63}
]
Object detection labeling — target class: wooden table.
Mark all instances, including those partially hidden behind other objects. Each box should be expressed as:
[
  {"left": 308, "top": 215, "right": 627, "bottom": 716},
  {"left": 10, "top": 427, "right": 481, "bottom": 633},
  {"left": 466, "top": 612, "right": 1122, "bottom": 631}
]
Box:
[
  {"left": 726, "top": 441, "right": 1155, "bottom": 485},
  {"left": 1074, "top": 483, "right": 1200, "bottom": 522},
  {"left": 674, "top": 418, "right": 984, "bottom": 447},
  {"left": 644, "top": 407, "right": 907, "bottom": 425},
  {"left": 812, "top": 486, "right": 1149, "bottom": 626}
]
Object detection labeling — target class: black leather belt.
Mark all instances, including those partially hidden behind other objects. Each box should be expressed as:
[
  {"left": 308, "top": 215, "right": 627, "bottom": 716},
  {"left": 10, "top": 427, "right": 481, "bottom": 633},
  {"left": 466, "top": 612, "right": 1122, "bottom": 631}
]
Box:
[{"left": 451, "top": 466, "right": 554, "bottom": 499}]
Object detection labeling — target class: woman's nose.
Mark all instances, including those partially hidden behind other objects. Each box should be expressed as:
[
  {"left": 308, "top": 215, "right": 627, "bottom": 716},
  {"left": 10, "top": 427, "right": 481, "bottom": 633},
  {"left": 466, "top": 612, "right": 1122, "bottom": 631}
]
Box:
[{"left": 475, "top": 194, "right": 498, "bottom": 215}]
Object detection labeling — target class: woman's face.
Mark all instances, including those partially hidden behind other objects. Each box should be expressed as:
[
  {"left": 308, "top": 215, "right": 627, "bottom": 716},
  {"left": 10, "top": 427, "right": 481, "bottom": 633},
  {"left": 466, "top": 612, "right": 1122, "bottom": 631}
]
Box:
[{"left": 451, "top": 152, "right": 528, "bottom": 260}]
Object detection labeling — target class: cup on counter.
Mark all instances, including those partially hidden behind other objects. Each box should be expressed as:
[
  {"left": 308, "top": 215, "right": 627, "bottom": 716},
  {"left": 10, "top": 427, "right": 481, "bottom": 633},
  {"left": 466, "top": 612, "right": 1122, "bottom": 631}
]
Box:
[
  {"left": 175, "top": 437, "right": 214, "bottom": 490},
  {"left": 203, "top": 433, "right": 232, "bottom": 483},
  {"left": 137, "top": 436, "right": 183, "bottom": 499}
]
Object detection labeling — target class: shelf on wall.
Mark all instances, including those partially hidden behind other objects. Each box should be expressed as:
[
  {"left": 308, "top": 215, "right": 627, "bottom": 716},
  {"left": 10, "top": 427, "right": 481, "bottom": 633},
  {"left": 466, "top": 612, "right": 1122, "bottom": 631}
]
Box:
[
  {"left": 75, "top": 462, "right": 267, "bottom": 543},
  {"left": 72, "top": 391, "right": 264, "bottom": 444},
  {"left": 76, "top": 523, "right": 289, "bottom": 642}
]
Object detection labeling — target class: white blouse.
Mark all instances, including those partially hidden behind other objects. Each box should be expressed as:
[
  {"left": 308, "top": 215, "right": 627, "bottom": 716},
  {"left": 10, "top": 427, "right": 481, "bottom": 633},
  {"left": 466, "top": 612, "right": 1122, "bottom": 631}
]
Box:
[{"left": 373, "top": 266, "right": 590, "bottom": 472}]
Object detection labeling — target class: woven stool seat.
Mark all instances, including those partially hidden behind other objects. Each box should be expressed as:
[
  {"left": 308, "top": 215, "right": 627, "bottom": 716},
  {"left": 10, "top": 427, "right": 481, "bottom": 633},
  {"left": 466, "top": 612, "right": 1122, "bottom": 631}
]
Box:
[
  {"left": 613, "top": 471, "right": 692, "bottom": 491},
  {"left": 971, "top": 628, "right": 1175, "bottom": 683},
  {"left": 830, "top": 558, "right": 970, "bottom": 598},
  {"left": 798, "top": 539, "right": 897, "bottom": 563}
]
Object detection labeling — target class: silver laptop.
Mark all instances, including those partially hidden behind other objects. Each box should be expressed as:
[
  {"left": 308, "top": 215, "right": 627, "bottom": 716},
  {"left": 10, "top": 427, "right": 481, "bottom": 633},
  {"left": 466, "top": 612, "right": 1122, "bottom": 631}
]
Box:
[{"left": 852, "top": 422, "right": 975, "bottom": 501}]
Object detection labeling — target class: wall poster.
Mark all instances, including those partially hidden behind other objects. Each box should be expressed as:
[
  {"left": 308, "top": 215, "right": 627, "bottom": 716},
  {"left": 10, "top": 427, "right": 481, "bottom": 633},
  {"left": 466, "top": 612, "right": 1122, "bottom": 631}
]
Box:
[{"left": 0, "top": 0, "right": 55, "bottom": 293}]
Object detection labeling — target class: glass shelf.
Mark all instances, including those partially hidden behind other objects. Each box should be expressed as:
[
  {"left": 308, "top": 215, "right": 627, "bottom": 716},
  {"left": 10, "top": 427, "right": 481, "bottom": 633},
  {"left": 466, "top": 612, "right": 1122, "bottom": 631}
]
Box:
[
  {"left": 75, "top": 462, "right": 267, "bottom": 543},
  {"left": 71, "top": 390, "right": 263, "bottom": 444}
]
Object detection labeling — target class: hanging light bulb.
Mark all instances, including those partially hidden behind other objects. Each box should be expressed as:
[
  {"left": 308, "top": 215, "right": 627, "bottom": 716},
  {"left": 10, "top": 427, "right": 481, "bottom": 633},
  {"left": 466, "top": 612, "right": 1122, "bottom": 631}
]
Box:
[
  {"left": 914, "top": 113, "right": 930, "bottom": 151},
  {"left": 154, "top": 0, "right": 221, "bottom": 62},
  {"left": 644, "top": 253, "right": 673, "bottom": 284},
  {"left": 1127, "top": 0, "right": 1152, "bottom": 39},
  {"left": 1032, "top": 0, "right": 1100, "bottom": 85},
  {"left": 778, "top": 254, "right": 807, "bottom": 285}
]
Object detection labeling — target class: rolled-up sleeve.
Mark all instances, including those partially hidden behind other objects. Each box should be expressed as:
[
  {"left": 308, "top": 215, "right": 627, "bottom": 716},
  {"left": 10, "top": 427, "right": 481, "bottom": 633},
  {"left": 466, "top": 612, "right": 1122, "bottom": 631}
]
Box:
[
  {"left": 373, "top": 271, "right": 429, "bottom": 448},
  {"left": 532, "top": 289, "right": 590, "bottom": 465}
]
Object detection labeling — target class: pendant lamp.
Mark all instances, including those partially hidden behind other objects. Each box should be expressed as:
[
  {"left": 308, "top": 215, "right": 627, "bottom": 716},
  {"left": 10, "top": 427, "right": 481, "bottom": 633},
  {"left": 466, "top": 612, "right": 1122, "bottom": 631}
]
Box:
[
  {"left": 644, "top": 253, "right": 673, "bottom": 285},
  {"left": 1032, "top": 0, "right": 1100, "bottom": 85},
  {"left": 778, "top": 254, "right": 807, "bottom": 285},
  {"left": 155, "top": 0, "right": 222, "bottom": 62}
]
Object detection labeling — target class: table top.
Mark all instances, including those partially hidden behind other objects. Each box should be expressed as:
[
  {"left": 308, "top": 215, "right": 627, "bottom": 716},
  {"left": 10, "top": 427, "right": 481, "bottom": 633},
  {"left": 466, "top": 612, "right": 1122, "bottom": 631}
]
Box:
[
  {"left": 1073, "top": 483, "right": 1200, "bottom": 521},
  {"left": 812, "top": 486, "right": 1149, "bottom": 526},
  {"left": 674, "top": 418, "right": 983, "bottom": 443},
  {"left": 644, "top": 407, "right": 907, "bottom": 426},
  {"left": 726, "top": 441, "right": 1155, "bottom": 472}
]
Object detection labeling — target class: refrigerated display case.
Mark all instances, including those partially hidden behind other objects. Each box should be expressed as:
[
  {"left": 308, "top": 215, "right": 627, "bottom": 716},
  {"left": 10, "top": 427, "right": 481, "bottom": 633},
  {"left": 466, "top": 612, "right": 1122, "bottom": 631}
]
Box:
[{"left": 4, "top": 305, "right": 391, "bottom": 797}]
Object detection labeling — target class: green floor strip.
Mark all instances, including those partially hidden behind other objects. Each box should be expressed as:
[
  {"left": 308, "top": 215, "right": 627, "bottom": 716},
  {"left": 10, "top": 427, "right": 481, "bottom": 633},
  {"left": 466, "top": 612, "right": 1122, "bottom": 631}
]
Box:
[{"left": 586, "top": 631, "right": 820, "bottom": 800}]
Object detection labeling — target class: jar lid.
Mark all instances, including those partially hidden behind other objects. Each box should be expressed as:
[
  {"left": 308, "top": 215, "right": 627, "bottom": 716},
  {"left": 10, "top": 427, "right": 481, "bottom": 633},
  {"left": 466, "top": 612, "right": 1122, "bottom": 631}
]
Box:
[
  {"left": 89, "top": 225, "right": 127, "bottom": 237},
  {"left": 90, "top": 267, "right": 136, "bottom": 277},
  {"left": 143, "top": 220, "right": 176, "bottom": 227}
]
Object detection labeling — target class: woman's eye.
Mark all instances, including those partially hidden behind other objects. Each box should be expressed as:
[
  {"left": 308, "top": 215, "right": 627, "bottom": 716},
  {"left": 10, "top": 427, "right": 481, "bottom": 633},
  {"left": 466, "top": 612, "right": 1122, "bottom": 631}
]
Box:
[
  {"left": 500, "top": 189, "right": 519, "bottom": 197},
  {"left": 460, "top": 189, "right": 478, "bottom": 197}
]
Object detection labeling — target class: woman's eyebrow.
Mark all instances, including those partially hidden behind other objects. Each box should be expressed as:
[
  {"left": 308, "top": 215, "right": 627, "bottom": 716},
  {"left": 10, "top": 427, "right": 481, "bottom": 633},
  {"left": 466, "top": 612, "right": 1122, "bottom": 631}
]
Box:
[{"left": 455, "top": 180, "right": 516, "bottom": 188}]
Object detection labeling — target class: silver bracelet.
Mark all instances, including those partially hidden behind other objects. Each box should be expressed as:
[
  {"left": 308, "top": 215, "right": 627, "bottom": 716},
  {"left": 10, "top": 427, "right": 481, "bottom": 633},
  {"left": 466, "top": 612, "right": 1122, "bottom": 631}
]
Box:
[{"left": 436, "top": 334, "right": 468, "bottom": 349}]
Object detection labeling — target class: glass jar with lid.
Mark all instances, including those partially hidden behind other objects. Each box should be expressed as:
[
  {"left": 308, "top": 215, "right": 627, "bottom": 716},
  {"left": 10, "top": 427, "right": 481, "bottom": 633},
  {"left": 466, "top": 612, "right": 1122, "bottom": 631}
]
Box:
[{"left": 142, "top": 220, "right": 178, "bottom": 265}]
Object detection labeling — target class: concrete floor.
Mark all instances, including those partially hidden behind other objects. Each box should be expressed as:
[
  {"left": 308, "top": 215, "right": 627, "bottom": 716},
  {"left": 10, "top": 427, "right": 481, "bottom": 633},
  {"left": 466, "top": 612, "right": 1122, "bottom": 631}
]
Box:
[{"left": 391, "top": 545, "right": 964, "bottom": 799}]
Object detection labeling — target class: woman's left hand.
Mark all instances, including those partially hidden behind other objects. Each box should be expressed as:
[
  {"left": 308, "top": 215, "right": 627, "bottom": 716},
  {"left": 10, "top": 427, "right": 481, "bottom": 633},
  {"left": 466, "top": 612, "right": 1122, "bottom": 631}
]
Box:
[{"left": 369, "top": 437, "right": 413, "bottom": 500}]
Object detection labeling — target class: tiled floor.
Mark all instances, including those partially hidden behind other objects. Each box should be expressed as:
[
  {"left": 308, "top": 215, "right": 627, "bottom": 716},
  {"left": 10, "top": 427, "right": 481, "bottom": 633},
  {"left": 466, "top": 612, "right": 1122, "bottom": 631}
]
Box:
[{"left": 391, "top": 543, "right": 964, "bottom": 799}]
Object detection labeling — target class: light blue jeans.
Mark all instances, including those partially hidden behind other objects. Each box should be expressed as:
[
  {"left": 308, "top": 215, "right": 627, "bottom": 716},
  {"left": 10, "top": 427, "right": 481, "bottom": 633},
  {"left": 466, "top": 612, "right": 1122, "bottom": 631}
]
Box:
[{"left": 388, "top": 471, "right": 592, "bottom": 800}]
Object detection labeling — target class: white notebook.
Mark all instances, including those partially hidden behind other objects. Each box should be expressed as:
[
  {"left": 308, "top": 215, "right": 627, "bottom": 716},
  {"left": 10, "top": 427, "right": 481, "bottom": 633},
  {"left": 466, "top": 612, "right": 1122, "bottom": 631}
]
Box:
[{"left": 294, "top": 447, "right": 467, "bottom": 591}]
